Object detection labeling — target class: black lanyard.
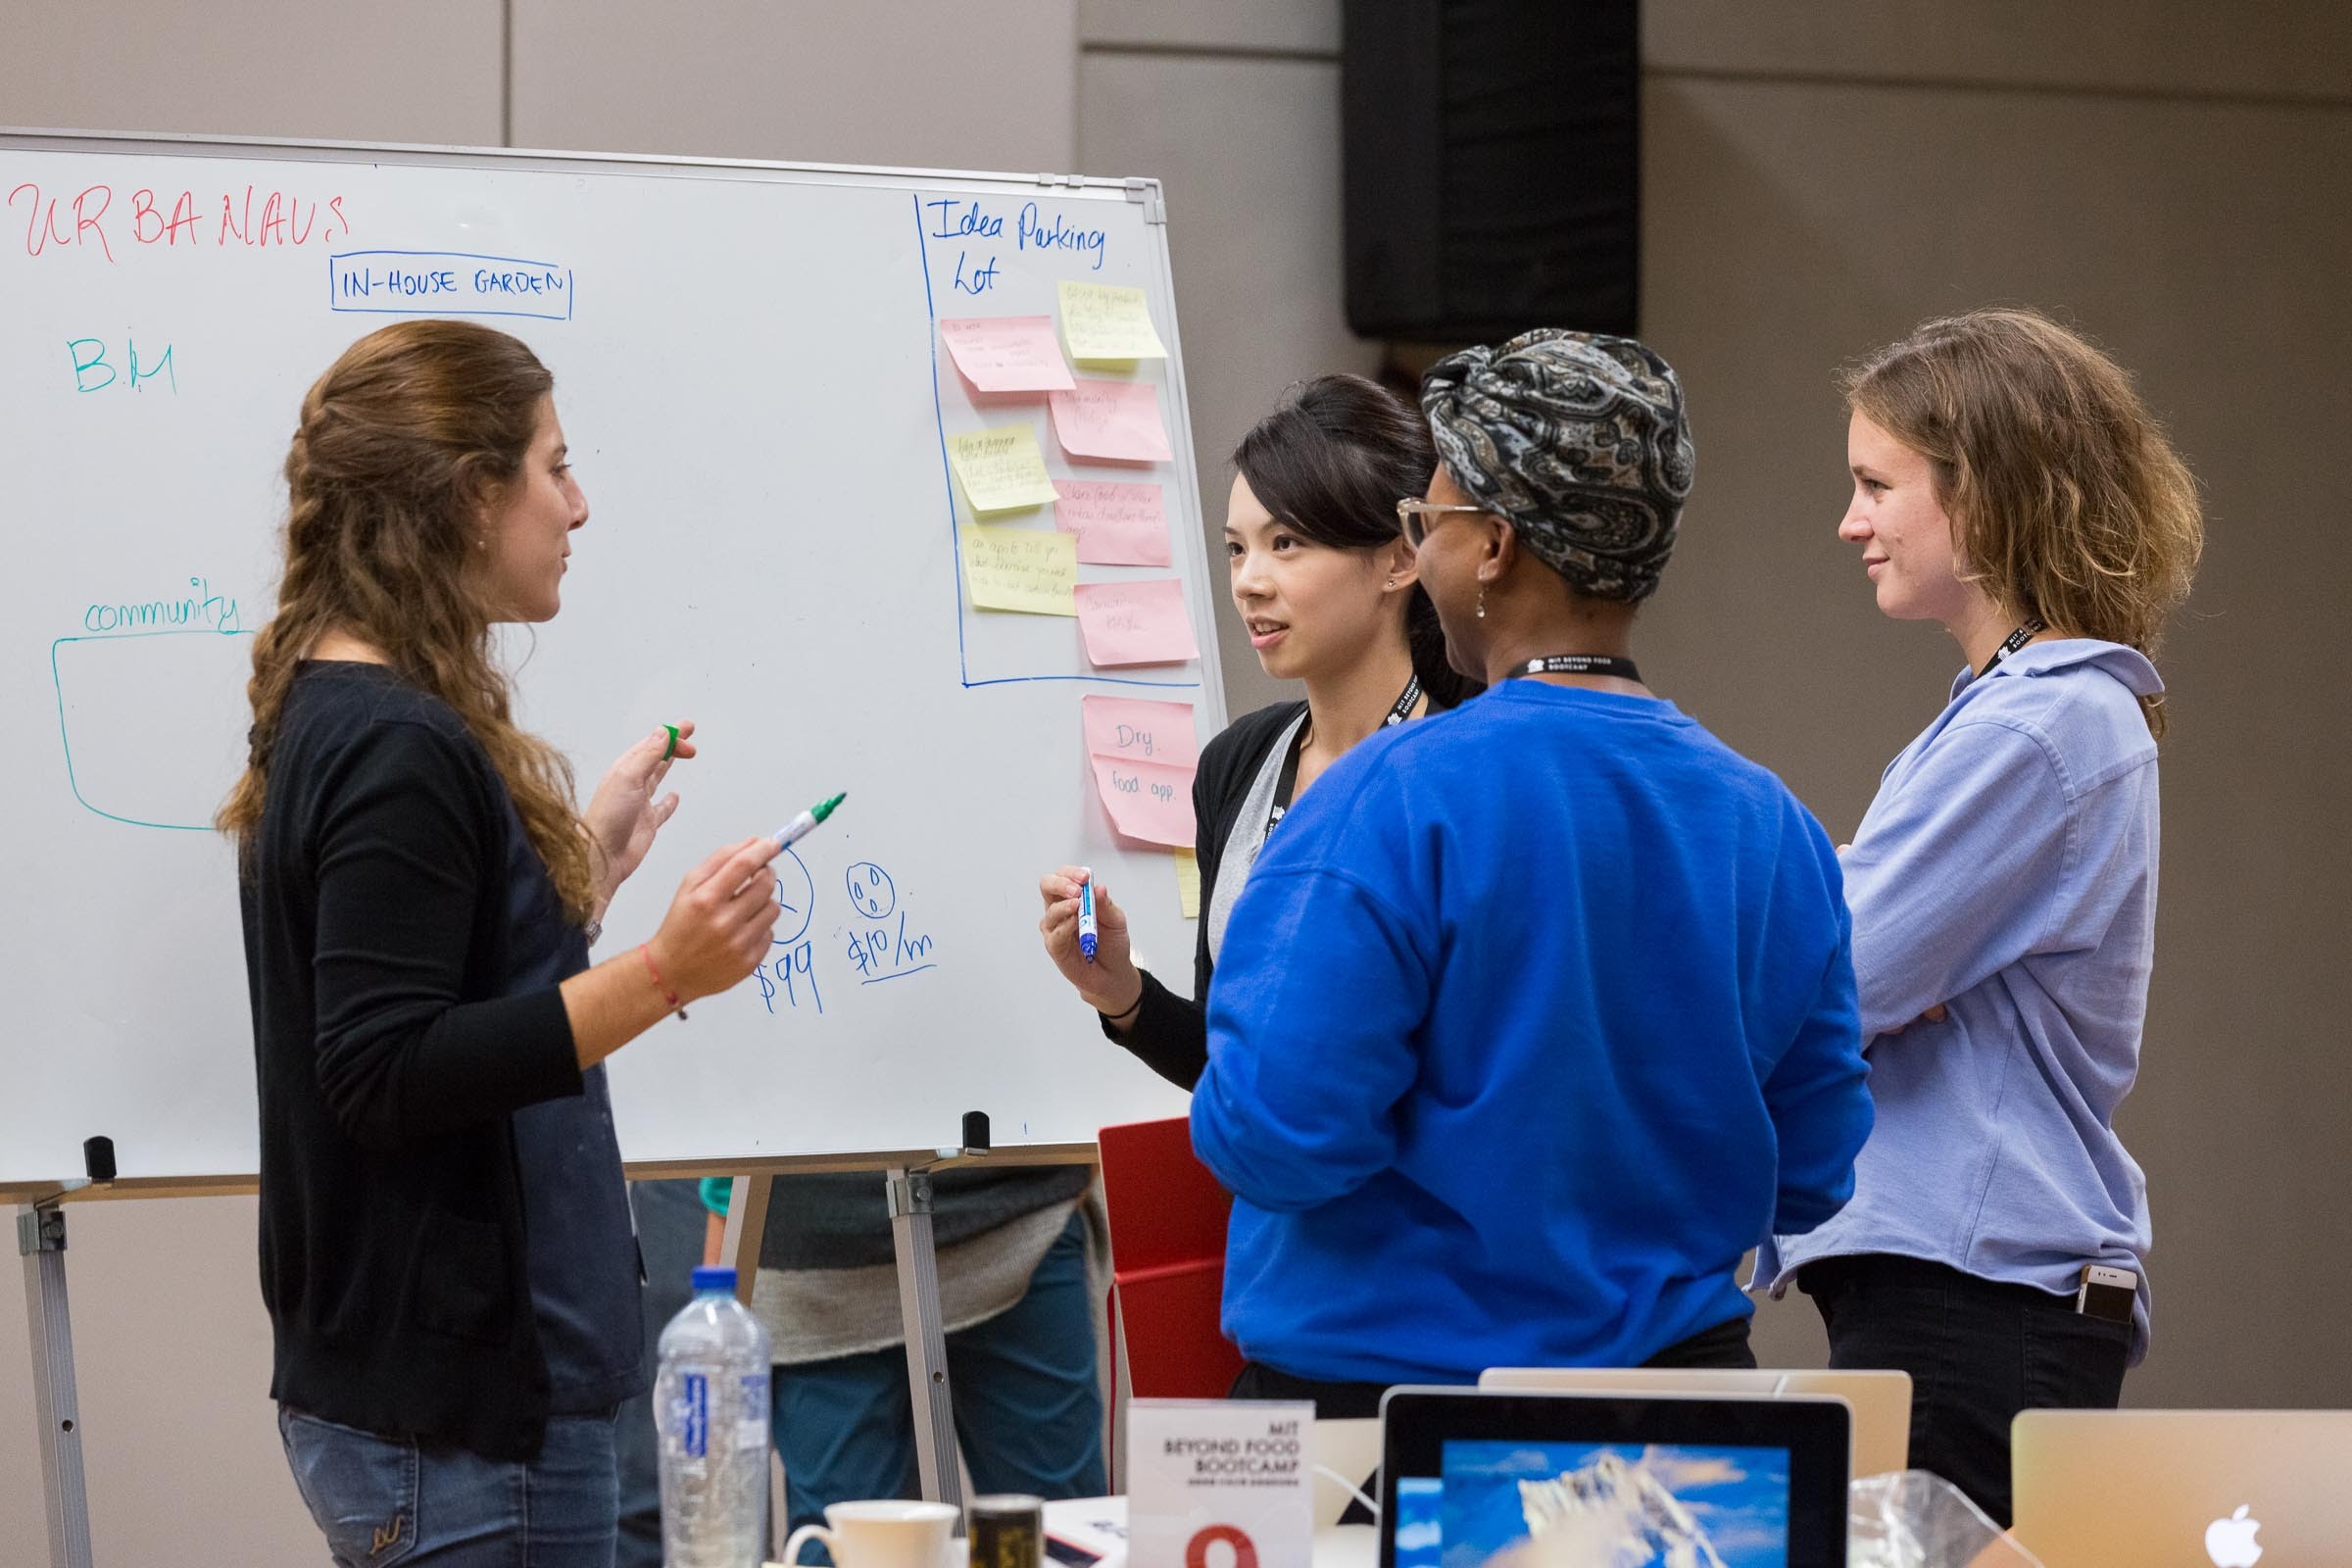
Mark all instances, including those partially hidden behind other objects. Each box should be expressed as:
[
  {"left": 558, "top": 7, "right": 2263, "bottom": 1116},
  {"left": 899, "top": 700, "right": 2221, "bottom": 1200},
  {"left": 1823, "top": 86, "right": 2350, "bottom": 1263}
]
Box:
[
  {"left": 1267, "top": 674, "right": 1421, "bottom": 832},
  {"left": 1978, "top": 618, "right": 2046, "bottom": 679},
  {"left": 1506, "top": 655, "right": 1642, "bottom": 682}
]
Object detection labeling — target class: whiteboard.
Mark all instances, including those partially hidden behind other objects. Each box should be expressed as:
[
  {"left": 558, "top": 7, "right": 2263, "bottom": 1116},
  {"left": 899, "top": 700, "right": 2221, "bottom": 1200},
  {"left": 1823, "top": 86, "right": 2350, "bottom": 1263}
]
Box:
[{"left": 0, "top": 130, "right": 1215, "bottom": 1185}]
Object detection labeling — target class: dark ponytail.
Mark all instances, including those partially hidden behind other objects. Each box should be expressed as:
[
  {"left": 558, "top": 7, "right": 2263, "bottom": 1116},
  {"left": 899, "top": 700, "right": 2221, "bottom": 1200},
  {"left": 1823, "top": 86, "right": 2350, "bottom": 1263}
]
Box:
[{"left": 1230, "top": 374, "right": 1483, "bottom": 710}]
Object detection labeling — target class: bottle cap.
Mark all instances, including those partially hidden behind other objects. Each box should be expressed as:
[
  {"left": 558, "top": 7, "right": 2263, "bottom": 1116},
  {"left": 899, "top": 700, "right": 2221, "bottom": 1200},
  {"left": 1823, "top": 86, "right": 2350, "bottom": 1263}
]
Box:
[{"left": 691, "top": 1265, "right": 737, "bottom": 1293}]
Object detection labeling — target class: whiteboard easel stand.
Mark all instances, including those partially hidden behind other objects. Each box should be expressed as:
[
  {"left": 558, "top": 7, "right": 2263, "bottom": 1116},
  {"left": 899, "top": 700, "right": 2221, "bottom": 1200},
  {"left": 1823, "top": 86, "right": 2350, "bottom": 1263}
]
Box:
[
  {"left": 886, "top": 1158, "right": 960, "bottom": 1512},
  {"left": 18, "top": 1164, "right": 103, "bottom": 1568},
  {"left": 718, "top": 1110, "right": 997, "bottom": 1520},
  {"left": 14, "top": 1158, "right": 977, "bottom": 1564}
]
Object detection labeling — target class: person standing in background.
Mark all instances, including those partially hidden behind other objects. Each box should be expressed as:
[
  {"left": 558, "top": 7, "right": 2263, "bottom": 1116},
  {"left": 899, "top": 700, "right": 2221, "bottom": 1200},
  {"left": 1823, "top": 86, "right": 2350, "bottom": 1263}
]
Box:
[
  {"left": 1760, "top": 308, "right": 2205, "bottom": 1525},
  {"left": 697, "top": 1168, "right": 1105, "bottom": 1558}
]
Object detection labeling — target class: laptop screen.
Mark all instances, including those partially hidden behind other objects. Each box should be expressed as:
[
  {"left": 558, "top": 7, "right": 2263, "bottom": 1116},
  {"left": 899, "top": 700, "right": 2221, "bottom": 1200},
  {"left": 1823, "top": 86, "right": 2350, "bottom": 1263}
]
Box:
[
  {"left": 1378, "top": 1391, "right": 1846, "bottom": 1568},
  {"left": 1393, "top": 1441, "right": 1790, "bottom": 1567}
]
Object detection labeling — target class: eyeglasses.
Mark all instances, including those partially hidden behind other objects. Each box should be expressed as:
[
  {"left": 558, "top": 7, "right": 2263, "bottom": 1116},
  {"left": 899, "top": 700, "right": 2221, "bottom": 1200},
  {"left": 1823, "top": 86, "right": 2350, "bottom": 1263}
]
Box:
[{"left": 1395, "top": 498, "right": 1490, "bottom": 549}]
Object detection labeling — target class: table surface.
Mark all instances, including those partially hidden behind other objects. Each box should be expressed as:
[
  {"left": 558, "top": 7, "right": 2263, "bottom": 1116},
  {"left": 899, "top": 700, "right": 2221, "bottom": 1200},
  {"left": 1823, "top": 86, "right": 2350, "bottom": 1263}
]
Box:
[{"left": 759, "top": 1499, "right": 1375, "bottom": 1568}]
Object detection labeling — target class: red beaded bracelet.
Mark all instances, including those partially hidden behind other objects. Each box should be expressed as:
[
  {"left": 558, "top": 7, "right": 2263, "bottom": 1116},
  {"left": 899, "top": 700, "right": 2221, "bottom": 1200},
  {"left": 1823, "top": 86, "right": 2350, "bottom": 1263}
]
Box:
[{"left": 639, "top": 943, "right": 686, "bottom": 1019}]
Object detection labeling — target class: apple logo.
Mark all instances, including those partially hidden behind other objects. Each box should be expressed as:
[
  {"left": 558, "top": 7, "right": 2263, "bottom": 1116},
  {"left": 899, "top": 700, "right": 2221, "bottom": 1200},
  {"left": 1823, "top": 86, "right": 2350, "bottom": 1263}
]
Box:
[{"left": 2205, "top": 1504, "right": 2263, "bottom": 1568}]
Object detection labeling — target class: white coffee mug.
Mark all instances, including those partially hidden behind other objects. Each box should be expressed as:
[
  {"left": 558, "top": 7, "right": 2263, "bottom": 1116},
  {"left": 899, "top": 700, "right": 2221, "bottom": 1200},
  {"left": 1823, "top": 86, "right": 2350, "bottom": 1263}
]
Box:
[{"left": 781, "top": 1498, "right": 959, "bottom": 1568}]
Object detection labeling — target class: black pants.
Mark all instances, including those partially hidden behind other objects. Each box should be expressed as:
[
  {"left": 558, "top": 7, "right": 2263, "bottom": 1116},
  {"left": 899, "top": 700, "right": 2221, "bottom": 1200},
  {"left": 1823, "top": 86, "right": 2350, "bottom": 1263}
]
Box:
[
  {"left": 1227, "top": 1313, "right": 1757, "bottom": 1420},
  {"left": 1799, "top": 1253, "right": 2129, "bottom": 1528}
]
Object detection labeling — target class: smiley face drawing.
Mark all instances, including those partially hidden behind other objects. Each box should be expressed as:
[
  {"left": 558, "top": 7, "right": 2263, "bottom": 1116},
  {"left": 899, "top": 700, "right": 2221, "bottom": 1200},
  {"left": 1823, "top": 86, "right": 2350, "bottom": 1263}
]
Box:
[
  {"left": 845, "top": 861, "right": 897, "bottom": 921},
  {"left": 770, "top": 846, "right": 815, "bottom": 948}
]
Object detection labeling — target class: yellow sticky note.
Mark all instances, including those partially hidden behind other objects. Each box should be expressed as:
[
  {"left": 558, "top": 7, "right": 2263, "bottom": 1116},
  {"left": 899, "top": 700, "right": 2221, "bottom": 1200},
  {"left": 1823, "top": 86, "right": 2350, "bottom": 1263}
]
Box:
[
  {"left": 947, "top": 425, "right": 1062, "bottom": 513},
  {"left": 1057, "top": 280, "right": 1168, "bottom": 362},
  {"left": 961, "top": 524, "right": 1077, "bottom": 615},
  {"left": 1174, "top": 849, "right": 1200, "bottom": 919}
]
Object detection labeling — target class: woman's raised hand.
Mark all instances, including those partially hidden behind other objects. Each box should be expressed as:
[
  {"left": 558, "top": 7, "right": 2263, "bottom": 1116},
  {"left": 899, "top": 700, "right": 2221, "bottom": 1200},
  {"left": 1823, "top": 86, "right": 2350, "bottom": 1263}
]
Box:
[
  {"left": 1038, "top": 864, "right": 1143, "bottom": 1018},
  {"left": 648, "top": 836, "right": 782, "bottom": 1003},
  {"left": 583, "top": 721, "right": 697, "bottom": 904}
]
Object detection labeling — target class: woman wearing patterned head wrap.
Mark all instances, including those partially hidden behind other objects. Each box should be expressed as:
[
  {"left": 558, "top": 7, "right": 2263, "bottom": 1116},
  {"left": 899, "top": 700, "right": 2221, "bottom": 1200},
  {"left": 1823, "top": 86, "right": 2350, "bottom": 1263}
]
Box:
[{"left": 1189, "top": 329, "right": 1873, "bottom": 1417}]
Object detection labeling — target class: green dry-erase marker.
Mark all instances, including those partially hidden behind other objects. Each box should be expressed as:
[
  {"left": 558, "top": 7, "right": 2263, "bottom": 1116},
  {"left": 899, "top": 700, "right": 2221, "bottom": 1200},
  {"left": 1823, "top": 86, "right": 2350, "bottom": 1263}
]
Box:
[{"left": 774, "top": 792, "right": 847, "bottom": 850}]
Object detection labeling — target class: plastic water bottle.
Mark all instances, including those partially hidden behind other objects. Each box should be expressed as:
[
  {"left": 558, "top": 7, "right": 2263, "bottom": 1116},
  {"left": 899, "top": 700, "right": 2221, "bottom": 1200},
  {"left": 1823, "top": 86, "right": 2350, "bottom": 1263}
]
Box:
[{"left": 656, "top": 1265, "right": 772, "bottom": 1567}]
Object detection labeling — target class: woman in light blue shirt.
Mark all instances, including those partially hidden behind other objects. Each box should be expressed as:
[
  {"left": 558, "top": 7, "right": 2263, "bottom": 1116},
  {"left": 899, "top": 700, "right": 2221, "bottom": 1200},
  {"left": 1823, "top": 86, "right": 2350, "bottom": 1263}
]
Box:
[{"left": 1760, "top": 309, "right": 2204, "bottom": 1525}]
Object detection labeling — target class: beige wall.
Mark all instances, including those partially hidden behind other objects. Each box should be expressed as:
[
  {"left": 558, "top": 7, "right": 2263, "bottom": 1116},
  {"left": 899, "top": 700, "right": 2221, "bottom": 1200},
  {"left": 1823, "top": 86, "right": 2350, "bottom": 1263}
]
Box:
[
  {"left": 5, "top": 1, "right": 2348, "bottom": 1556},
  {"left": 1077, "top": 22, "right": 1376, "bottom": 716}
]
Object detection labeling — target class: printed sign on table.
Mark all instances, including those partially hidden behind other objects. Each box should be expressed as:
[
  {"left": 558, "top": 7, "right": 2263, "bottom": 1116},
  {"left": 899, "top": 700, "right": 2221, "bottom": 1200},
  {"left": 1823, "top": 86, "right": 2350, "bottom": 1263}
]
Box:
[{"left": 1127, "top": 1400, "right": 1314, "bottom": 1568}]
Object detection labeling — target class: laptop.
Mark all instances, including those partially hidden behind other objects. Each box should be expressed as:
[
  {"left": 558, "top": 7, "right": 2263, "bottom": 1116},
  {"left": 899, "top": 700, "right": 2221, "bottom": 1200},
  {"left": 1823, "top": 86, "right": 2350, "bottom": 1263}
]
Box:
[
  {"left": 1379, "top": 1386, "right": 1852, "bottom": 1567},
  {"left": 1479, "top": 1366, "right": 1913, "bottom": 1480},
  {"left": 2012, "top": 1409, "right": 2352, "bottom": 1568}
]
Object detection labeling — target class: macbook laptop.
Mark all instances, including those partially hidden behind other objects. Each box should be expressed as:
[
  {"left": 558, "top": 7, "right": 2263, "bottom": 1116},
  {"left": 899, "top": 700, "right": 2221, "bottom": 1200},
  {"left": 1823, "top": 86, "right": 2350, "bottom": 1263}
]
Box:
[
  {"left": 1379, "top": 1386, "right": 1851, "bottom": 1567},
  {"left": 1480, "top": 1366, "right": 1913, "bottom": 1479},
  {"left": 2013, "top": 1409, "right": 2352, "bottom": 1568}
]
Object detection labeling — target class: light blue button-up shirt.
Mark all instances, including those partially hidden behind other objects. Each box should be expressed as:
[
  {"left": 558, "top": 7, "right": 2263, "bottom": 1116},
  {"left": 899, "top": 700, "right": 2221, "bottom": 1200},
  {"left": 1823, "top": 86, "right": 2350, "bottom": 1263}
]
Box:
[{"left": 1761, "top": 640, "right": 2163, "bottom": 1361}]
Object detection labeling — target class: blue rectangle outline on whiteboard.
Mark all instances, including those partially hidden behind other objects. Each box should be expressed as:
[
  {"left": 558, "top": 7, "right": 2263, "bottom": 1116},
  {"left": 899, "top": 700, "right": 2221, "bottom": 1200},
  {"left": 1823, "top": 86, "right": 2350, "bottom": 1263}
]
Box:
[
  {"left": 911, "top": 194, "right": 1198, "bottom": 694},
  {"left": 327, "top": 249, "right": 575, "bottom": 322}
]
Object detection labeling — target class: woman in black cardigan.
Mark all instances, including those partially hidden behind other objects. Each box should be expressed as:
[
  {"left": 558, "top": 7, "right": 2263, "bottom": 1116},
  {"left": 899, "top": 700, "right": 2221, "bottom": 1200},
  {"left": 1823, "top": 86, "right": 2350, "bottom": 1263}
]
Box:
[
  {"left": 221, "top": 320, "right": 782, "bottom": 1566},
  {"left": 1038, "top": 374, "right": 1476, "bottom": 1083}
]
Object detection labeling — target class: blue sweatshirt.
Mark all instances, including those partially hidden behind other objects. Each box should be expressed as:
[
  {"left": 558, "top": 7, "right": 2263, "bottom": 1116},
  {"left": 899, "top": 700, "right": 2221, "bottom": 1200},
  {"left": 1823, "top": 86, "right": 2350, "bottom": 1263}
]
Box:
[
  {"left": 1192, "top": 680, "right": 1872, "bottom": 1385},
  {"left": 1761, "top": 641, "right": 2164, "bottom": 1361}
]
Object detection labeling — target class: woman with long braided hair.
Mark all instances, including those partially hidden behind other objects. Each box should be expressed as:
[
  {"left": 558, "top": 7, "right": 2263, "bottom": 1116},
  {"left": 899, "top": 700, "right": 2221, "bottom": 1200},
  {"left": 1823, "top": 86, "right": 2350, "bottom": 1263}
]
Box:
[{"left": 222, "top": 319, "right": 783, "bottom": 1565}]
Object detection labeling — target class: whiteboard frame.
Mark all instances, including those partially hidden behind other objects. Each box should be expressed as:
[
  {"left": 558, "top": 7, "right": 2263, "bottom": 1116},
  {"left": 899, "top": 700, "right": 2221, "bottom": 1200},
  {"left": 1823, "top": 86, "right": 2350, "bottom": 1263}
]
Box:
[{"left": 0, "top": 126, "right": 1229, "bottom": 1191}]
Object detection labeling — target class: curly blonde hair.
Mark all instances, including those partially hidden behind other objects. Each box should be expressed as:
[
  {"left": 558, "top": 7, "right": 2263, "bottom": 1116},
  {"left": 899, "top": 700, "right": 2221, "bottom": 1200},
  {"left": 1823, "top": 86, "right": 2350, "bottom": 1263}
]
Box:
[
  {"left": 1842, "top": 308, "right": 2205, "bottom": 737},
  {"left": 218, "top": 320, "right": 597, "bottom": 920}
]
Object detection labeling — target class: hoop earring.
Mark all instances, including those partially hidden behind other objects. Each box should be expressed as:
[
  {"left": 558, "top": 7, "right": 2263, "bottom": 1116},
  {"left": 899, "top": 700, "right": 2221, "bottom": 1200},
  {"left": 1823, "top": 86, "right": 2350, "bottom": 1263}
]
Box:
[{"left": 1476, "top": 583, "right": 1488, "bottom": 619}]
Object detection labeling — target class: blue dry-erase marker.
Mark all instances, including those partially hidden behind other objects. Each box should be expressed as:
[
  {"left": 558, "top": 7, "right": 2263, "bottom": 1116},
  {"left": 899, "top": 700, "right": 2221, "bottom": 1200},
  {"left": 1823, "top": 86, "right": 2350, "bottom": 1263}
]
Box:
[{"left": 1078, "top": 869, "right": 1099, "bottom": 962}]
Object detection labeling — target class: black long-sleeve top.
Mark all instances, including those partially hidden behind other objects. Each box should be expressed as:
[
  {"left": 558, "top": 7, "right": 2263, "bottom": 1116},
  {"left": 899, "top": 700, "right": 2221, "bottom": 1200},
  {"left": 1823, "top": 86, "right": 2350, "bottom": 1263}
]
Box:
[
  {"left": 242, "top": 661, "right": 634, "bottom": 1460},
  {"left": 1105, "top": 700, "right": 1308, "bottom": 1088}
]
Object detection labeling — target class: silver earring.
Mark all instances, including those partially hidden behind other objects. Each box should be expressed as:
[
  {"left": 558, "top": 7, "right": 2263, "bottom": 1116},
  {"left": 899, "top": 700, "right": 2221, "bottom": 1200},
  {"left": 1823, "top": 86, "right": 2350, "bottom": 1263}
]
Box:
[{"left": 1476, "top": 583, "right": 1488, "bottom": 619}]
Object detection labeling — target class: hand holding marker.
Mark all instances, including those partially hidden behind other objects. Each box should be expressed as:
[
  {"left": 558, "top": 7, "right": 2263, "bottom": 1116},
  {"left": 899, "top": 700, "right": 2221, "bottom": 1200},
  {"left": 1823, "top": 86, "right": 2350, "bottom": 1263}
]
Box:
[{"left": 634, "top": 789, "right": 841, "bottom": 1022}]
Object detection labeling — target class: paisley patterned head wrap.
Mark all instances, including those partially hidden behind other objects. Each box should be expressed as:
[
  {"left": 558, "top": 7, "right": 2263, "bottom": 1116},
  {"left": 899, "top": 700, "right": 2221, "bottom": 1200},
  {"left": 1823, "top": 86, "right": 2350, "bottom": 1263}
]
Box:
[{"left": 1421, "top": 328, "right": 1695, "bottom": 602}]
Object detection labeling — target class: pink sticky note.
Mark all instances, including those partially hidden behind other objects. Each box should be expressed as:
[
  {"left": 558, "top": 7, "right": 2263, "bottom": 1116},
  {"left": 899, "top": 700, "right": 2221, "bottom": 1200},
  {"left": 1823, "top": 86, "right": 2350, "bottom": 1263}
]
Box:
[
  {"left": 939, "top": 316, "right": 1076, "bottom": 393},
  {"left": 1090, "top": 756, "right": 1197, "bottom": 848},
  {"left": 1050, "top": 378, "right": 1173, "bottom": 464},
  {"left": 1074, "top": 580, "right": 1199, "bottom": 666},
  {"left": 1054, "top": 480, "right": 1171, "bottom": 566},
  {"left": 1082, "top": 695, "right": 1200, "bottom": 769}
]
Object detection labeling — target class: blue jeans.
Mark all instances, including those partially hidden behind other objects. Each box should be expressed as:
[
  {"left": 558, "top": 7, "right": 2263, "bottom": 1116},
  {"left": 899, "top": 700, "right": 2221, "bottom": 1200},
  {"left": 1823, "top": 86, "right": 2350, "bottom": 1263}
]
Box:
[
  {"left": 614, "top": 1179, "right": 713, "bottom": 1568},
  {"left": 278, "top": 1404, "right": 620, "bottom": 1568},
  {"left": 777, "top": 1211, "right": 1105, "bottom": 1549}
]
